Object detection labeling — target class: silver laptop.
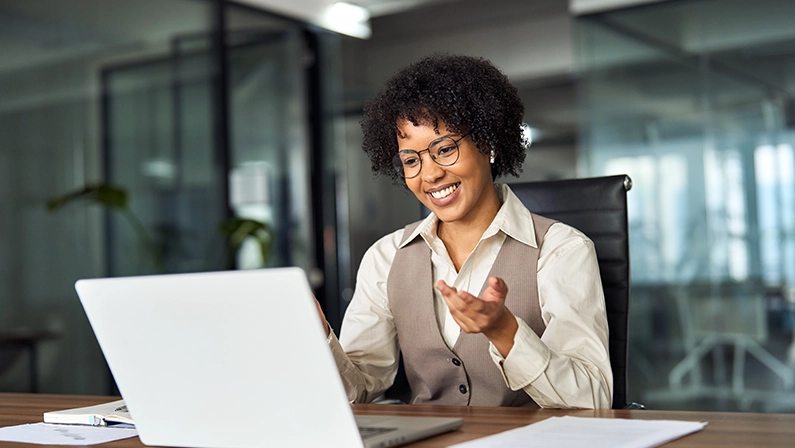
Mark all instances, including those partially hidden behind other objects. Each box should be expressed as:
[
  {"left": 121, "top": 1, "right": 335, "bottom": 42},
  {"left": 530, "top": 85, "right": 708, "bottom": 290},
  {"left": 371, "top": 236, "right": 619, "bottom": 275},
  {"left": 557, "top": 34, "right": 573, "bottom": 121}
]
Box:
[{"left": 75, "top": 268, "right": 462, "bottom": 448}]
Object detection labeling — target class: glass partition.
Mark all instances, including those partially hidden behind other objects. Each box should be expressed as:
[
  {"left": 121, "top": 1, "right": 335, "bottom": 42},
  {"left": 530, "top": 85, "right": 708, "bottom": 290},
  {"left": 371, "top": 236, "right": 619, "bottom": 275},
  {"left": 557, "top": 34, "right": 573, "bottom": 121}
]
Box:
[
  {"left": 0, "top": 0, "right": 333, "bottom": 395},
  {"left": 0, "top": 0, "right": 218, "bottom": 394},
  {"left": 576, "top": 0, "right": 795, "bottom": 412},
  {"left": 225, "top": 7, "right": 314, "bottom": 272},
  {"left": 104, "top": 36, "right": 220, "bottom": 275},
  {"left": 102, "top": 4, "right": 316, "bottom": 277}
]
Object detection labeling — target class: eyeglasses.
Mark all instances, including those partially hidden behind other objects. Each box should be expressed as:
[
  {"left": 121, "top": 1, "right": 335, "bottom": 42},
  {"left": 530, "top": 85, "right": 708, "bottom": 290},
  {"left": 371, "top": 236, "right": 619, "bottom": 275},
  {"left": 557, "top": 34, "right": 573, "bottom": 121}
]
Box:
[{"left": 392, "top": 134, "right": 468, "bottom": 179}]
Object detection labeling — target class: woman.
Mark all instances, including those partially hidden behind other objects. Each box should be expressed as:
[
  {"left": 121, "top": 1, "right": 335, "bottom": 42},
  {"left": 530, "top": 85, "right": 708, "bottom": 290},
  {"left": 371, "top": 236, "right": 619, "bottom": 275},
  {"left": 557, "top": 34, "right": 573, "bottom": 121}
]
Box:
[{"left": 317, "top": 53, "right": 612, "bottom": 409}]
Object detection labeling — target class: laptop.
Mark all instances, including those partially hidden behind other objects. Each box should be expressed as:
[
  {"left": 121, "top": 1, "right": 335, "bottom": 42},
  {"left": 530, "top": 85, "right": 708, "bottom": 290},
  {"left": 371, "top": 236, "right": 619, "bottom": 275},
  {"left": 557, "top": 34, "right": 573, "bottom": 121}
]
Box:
[{"left": 75, "top": 268, "right": 462, "bottom": 448}]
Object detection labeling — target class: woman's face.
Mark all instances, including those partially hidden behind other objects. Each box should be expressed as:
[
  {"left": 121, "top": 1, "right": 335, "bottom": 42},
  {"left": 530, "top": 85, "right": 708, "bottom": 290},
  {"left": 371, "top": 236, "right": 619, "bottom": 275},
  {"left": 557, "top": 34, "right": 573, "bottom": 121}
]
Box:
[{"left": 397, "top": 119, "right": 498, "bottom": 226}]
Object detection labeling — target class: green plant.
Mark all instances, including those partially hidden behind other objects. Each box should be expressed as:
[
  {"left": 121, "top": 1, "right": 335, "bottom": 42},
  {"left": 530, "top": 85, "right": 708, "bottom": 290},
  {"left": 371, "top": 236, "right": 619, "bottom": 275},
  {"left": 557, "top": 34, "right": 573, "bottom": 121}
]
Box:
[
  {"left": 46, "top": 183, "right": 165, "bottom": 272},
  {"left": 218, "top": 217, "right": 273, "bottom": 270},
  {"left": 47, "top": 183, "right": 273, "bottom": 272}
]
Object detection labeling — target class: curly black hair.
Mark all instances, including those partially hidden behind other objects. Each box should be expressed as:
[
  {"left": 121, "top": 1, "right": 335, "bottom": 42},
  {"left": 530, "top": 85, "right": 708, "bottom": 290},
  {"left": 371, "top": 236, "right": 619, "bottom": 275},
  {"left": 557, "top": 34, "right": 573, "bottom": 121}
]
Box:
[{"left": 360, "top": 53, "right": 527, "bottom": 184}]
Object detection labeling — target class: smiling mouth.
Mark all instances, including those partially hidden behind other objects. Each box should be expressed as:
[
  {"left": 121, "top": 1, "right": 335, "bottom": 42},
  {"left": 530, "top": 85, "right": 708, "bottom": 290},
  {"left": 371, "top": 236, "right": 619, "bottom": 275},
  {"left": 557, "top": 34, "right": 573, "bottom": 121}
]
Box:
[{"left": 429, "top": 183, "right": 460, "bottom": 200}]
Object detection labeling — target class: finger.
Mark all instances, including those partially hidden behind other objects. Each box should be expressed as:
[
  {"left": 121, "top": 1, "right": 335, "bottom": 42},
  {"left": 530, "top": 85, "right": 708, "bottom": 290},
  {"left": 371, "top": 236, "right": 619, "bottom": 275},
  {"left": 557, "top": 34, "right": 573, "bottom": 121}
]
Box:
[
  {"left": 439, "top": 286, "right": 479, "bottom": 311},
  {"left": 439, "top": 288, "right": 463, "bottom": 312},
  {"left": 445, "top": 302, "right": 479, "bottom": 332},
  {"left": 446, "top": 296, "right": 488, "bottom": 326},
  {"left": 435, "top": 280, "right": 469, "bottom": 306},
  {"left": 435, "top": 281, "right": 463, "bottom": 311},
  {"left": 455, "top": 288, "right": 478, "bottom": 304},
  {"left": 447, "top": 300, "right": 494, "bottom": 334},
  {"left": 434, "top": 279, "right": 455, "bottom": 295},
  {"left": 482, "top": 276, "right": 508, "bottom": 303}
]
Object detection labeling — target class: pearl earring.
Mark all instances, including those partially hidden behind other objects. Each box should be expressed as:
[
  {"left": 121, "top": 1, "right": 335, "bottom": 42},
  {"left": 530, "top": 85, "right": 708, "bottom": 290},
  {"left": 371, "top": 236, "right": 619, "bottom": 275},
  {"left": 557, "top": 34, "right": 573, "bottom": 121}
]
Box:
[{"left": 489, "top": 150, "right": 495, "bottom": 164}]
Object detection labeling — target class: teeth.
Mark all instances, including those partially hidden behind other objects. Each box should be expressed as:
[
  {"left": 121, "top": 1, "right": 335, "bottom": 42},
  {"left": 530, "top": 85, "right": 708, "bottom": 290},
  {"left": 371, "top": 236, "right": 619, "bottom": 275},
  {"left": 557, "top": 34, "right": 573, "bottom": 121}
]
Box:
[{"left": 430, "top": 184, "right": 458, "bottom": 199}]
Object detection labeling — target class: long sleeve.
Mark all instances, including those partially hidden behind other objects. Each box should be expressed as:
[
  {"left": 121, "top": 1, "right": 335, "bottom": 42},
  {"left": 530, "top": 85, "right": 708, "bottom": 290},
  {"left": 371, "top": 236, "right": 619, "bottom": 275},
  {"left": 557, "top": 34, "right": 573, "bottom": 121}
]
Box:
[
  {"left": 329, "top": 232, "right": 403, "bottom": 403},
  {"left": 488, "top": 224, "right": 613, "bottom": 409}
]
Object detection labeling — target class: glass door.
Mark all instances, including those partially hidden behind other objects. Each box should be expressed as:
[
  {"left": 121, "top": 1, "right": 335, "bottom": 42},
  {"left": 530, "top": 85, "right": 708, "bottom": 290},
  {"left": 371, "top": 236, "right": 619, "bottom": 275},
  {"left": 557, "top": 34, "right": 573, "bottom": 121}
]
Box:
[
  {"left": 104, "top": 38, "right": 223, "bottom": 275},
  {"left": 102, "top": 5, "right": 317, "bottom": 278},
  {"left": 225, "top": 7, "right": 316, "bottom": 273}
]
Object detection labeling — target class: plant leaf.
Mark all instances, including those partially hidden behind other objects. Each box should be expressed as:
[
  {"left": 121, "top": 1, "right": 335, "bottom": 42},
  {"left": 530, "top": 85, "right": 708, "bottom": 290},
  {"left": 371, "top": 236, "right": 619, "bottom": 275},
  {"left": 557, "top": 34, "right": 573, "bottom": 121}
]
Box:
[
  {"left": 46, "top": 183, "right": 129, "bottom": 211},
  {"left": 219, "top": 217, "right": 273, "bottom": 267}
]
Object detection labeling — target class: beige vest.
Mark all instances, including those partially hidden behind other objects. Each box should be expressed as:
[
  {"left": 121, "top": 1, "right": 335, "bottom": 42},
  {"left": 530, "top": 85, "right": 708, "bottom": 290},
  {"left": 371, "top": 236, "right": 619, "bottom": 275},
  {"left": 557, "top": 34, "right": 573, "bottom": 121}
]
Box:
[{"left": 387, "top": 213, "right": 555, "bottom": 407}]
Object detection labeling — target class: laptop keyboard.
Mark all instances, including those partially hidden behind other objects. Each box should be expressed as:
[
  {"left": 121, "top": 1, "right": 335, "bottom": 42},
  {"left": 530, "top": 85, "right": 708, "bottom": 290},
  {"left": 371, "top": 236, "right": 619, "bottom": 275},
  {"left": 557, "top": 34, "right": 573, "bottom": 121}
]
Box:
[{"left": 358, "top": 426, "right": 398, "bottom": 439}]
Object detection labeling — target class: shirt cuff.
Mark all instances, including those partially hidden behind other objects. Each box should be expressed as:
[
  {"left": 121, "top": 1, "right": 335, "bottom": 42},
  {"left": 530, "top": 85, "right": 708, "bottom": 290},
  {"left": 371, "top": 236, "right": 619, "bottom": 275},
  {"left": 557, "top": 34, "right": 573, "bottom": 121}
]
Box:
[
  {"left": 326, "top": 326, "right": 347, "bottom": 365},
  {"left": 488, "top": 316, "right": 550, "bottom": 390},
  {"left": 324, "top": 322, "right": 333, "bottom": 343}
]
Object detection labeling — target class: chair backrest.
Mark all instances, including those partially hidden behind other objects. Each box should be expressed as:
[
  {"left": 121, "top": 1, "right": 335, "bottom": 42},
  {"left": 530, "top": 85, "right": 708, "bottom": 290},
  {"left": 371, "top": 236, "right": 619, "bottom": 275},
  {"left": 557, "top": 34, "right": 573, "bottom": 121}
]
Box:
[{"left": 508, "top": 174, "right": 631, "bottom": 409}]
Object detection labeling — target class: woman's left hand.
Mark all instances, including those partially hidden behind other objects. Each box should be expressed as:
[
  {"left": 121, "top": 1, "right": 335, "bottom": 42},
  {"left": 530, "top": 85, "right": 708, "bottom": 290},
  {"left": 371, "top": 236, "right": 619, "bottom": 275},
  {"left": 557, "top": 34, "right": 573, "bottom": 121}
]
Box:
[{"left": 435, "top": 276, "right": 519, "bottom": 356}]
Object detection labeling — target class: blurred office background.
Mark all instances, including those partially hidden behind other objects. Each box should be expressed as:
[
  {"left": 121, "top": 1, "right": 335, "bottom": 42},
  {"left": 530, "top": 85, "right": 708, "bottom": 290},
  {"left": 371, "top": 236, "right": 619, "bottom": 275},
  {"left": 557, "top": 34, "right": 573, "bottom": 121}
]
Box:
[{"left": 1, "top": 0, "right": 795, "bottom": 413}]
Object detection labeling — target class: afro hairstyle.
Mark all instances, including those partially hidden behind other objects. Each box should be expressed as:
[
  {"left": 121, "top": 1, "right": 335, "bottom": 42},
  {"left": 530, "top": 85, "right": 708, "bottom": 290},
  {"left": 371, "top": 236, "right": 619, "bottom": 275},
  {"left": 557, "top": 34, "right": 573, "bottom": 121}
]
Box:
[{"left": 360, "top": 53, "right": 528, "bottom": 184}]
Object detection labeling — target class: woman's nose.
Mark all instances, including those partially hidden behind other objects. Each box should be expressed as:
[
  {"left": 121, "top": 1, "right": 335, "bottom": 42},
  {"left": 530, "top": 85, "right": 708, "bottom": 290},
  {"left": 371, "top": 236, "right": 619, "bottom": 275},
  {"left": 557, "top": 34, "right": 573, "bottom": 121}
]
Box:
[{"left": 420, "top": 153, "right": 445, "bottom": 182}]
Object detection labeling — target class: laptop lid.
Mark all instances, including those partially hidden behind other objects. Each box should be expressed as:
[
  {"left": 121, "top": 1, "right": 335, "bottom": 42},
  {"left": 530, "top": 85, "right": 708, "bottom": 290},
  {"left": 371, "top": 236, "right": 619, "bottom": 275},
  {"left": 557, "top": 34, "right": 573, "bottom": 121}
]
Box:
[{"left": 76, "top": 268, "right": 461, "bottom": 448}]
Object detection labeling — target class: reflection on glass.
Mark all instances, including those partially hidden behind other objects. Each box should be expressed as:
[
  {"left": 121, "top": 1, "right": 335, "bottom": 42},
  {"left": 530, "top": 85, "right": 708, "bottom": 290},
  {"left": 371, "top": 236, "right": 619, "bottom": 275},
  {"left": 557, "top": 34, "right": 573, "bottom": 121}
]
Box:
[
  {"left": 0, "top": 0, "right": 216, "bottom": 394},
  {"left": 0, "top": 0, "right": 327, "bottom": 396},
  {"left": 105, "top": 46, "right": 220, "bottom": 275},
  {"left": 756, "top": 144, "right": 795, "bottom": 287},
  {"left": 577, "top": 0, "right": 795, "bottom": 412},
  {"left": 225, "top": 5, "right": 314, "bottom": 273}
]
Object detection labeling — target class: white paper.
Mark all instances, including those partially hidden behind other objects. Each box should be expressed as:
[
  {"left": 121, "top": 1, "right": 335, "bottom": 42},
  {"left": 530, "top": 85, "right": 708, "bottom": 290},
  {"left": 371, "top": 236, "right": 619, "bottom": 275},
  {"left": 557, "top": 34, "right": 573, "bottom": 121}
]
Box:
[
  {"left": 0, "top": 423, "right": 138, "bottom": 446},
  {"left": 449, "top": 416, "right": 707, "bottom": 448}
]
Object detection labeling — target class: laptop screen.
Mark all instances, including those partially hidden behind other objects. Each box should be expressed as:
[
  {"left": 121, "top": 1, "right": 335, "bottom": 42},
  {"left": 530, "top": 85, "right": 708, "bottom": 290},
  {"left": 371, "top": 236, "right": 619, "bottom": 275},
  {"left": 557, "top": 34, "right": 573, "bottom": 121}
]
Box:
[{"left": 76, "top": 268, "right": 365, "bottom": 448}]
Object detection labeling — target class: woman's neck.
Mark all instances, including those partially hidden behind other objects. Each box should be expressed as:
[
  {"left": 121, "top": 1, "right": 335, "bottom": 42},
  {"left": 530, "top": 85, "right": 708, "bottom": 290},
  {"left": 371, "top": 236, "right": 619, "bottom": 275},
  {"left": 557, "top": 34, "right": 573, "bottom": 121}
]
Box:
[{"left": 437, "top": 185, "right": 502, "bottom": 271}]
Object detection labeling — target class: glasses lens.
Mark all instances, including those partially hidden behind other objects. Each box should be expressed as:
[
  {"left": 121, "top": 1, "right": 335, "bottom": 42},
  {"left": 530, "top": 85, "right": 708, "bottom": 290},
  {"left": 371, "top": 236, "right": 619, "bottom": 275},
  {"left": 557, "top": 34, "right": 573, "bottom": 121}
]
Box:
[
  {"left": 430, "top": 137, "right": 460, "bottom": 166},
  {"left": 394, "top": 151, "right": 421, "bottom": 178}
]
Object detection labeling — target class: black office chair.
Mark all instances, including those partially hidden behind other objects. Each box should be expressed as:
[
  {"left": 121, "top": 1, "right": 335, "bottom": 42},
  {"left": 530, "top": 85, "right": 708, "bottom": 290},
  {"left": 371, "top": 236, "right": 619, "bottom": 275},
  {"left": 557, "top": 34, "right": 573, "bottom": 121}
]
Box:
[
  {"left": 386, "top": 174, "right": 635, "bottom": 409},
  {"left": 509, "top": 174, "right": 632, "bottom": 409}
]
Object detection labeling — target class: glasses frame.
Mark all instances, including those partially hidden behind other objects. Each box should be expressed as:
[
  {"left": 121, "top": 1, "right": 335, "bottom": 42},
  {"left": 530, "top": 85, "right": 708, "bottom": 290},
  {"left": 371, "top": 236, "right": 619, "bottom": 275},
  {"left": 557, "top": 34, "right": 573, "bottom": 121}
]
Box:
[{"left": 393, "top": 133, "right": 469, "bottom": 179}]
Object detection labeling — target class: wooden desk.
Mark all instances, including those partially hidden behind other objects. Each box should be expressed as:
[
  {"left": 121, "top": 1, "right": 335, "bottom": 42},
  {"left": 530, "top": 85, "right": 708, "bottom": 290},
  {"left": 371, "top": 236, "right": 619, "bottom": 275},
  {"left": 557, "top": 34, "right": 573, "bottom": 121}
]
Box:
[{"left": 1, "top": 393, "right": 794, "bottom": 447}]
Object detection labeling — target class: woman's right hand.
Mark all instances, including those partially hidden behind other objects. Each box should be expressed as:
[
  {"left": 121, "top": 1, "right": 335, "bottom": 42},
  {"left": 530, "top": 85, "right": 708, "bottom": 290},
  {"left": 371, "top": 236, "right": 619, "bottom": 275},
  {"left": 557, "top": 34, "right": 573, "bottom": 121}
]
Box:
[{"left": 314, "top": 298, "right": 330, "bottom": 337}]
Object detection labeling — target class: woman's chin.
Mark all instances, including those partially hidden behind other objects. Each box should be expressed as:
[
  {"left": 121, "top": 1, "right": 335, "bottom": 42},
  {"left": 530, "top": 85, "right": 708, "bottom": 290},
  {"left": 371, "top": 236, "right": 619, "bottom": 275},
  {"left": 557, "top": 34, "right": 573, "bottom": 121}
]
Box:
[{"left": 432, "top": 206, "right": 463, "bottom": 224}]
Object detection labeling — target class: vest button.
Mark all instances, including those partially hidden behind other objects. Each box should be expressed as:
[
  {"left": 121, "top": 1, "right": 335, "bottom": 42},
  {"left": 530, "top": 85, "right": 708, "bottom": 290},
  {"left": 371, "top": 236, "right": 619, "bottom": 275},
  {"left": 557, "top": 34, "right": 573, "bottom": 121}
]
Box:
[
  {"left": 459, "top": 384, "right": 467, "bottom": 394},
  {"left": 451, "top": 358, "right": 461, "bottom": 366}
]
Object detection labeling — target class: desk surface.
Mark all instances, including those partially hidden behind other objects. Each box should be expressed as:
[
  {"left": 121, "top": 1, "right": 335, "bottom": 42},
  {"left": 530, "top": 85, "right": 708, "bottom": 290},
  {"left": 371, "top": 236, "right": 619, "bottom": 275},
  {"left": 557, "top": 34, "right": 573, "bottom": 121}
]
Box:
[{"left": 2, "top": 393, "right": 794, "bottom": 447}]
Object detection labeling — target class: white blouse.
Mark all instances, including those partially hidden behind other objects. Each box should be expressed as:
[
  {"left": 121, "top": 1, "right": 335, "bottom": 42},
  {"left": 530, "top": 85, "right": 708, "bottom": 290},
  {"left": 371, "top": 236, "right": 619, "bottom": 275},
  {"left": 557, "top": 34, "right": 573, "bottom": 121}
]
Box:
[{"left": 327, "top": 184, "right": 613, "bottom": 409}]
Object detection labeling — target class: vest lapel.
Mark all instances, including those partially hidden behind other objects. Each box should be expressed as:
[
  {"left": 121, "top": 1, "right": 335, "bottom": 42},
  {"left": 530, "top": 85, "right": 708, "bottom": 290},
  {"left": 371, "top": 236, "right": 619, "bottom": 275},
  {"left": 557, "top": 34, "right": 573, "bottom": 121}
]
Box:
[{"left": 389, "top": 233, "right": 450, "bottom": 350}]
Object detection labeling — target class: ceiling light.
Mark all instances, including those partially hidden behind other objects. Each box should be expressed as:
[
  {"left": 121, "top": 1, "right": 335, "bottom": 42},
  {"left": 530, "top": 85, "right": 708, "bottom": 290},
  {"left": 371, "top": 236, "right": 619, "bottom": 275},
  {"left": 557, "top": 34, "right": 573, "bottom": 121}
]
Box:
[
  {"left": 322, "top": 2, "right": 371, "bottom": 38},
  {"left": 328, "top": 2, "right": 370, "bottom": 23}
]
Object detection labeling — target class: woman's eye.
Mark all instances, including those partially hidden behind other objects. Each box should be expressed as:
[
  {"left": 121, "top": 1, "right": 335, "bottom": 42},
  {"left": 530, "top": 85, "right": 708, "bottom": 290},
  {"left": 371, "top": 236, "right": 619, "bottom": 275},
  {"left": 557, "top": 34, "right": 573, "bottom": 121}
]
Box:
[
  {"left": 402, "top": 157, "right": 419, "bottom": 166},
  {"left": 436, "top": 145, "right": 456, "bottom": 156}
]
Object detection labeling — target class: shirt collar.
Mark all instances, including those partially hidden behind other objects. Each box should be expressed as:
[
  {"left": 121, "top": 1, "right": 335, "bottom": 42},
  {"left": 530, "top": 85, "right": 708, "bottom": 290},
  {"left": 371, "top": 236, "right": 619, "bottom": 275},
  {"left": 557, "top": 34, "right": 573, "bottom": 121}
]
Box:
[
  {"left": 398, "top": 183, "right": 538, "bottom": 249},
  {"left": 492, "top": 183, "right": 538, "bottom": 248},
  {"left": 398, "top": 209, "right": 438, "bottom": 248}
]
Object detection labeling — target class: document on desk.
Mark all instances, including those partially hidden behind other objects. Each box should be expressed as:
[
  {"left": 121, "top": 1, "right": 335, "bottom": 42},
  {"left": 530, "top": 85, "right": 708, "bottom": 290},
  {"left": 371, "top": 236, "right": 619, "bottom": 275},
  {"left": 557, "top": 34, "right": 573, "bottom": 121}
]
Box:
[
  {"left": 0, "top": 422, "right": 137, "bottom": 445},
  {"left": 449, "top": 416, "right": 707, "bottom": 448}
]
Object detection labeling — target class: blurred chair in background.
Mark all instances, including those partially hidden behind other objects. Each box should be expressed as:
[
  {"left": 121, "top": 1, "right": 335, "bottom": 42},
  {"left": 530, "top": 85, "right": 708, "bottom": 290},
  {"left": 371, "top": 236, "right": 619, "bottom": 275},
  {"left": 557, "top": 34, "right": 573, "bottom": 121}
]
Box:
[
  {"left": 0, "top": 328, "right": 61, "bottom": 393},
  {"left": 668, "top": 288, "right": 795, "bottom": 410}
]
